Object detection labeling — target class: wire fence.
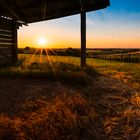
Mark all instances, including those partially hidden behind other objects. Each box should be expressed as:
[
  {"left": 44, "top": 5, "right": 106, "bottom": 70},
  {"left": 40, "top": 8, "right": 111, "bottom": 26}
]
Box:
[{"left": 92, "top": 52, "right": 140, "bottom": 63}]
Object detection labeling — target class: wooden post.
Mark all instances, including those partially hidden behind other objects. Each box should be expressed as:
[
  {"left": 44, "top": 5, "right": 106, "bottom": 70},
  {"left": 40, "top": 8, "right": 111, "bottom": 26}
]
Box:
[
  {"left": 12, "top": 21, "right": 18, "bottom": 63},
  {"left": 121, "top": 55, "right": 123, "bottom": 62},
  {"left": 128, "top": 53, "right": 131, "bottom": 63},
  {"left": 110, "top": 56, "right": 111, "bottom": 61},
  {"left": 81, "top": 11, "right": 86, "bottom": 67}
]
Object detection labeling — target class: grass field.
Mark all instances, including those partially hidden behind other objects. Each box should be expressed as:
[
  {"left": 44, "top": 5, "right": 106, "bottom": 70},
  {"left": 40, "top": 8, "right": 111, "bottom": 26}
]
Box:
[
  {"left": 17, "top": 54, "right": 140, "bottom": 89},
  {"left": 86, "top": 49, "right": 140, "bottom": 63},
  {"left": 0, "top": 54, "right": 140, "bottom": 140}
]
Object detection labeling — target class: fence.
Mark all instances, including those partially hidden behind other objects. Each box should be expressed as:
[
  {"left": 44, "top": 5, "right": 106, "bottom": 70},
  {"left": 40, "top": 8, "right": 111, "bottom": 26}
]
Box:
[{"left": 93, "top": 52, "right": 140, "bottom": 63}]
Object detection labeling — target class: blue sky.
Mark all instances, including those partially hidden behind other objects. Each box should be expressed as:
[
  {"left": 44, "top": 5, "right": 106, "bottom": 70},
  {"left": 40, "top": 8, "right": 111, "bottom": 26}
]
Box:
[
  {"left": 19, "top": 0, "right": 140, "bottom": 48},
  {"left": 109, "top": 0, "right": 140, "bottom": 12}
]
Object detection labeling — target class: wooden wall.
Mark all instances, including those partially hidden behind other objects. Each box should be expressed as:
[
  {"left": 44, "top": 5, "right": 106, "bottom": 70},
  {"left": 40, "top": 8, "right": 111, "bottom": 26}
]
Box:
[{"left": 0, "top": 18, "right": 18, "bottom": 66}]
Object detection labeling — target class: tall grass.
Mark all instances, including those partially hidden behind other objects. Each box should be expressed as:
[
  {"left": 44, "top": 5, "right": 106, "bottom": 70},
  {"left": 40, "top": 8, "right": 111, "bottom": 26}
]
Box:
[
  {"left": 87, "top": 58, "right": 140, "bottom": 89},
  {"left": 0, "top": 93, "right": 100, "bottom": 140},
  {"left": 0, "top": 85, "right": 139, "bottom": 139},
  {"left": 0, "top": 54, "right": 139, "bottom": 139},
  {"left": 0, "top": 56, "right": 97, "bottom": 87}
]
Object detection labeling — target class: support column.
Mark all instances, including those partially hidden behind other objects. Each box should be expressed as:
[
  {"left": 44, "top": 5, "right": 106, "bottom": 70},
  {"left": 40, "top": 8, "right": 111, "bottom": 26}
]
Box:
[
  {"left": 12, "top": 21, "right": 18, "bottom": 63},
  {"left": 81, "top": 11, "right": 86, "bottom": 67}
]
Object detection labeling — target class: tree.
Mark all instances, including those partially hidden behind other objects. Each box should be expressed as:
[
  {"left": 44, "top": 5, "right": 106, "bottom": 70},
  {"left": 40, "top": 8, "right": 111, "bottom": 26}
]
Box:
[{"left": 24, "top": 46, "right": 31, "bottom": 51}]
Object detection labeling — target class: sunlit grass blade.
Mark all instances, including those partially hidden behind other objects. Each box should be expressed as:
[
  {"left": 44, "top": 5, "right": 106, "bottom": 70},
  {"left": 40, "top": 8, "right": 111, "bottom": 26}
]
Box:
[
  {"left": 27, "top": 48, "right": 39, "bottom": 65},
  {"left": 45, "top": 49, "right": 58, "bottom": 82},
  {"left": 40, "top": 48, "right": 43, "bottom": 64},
  {"left": 49, "top": 48, "right": 58, "bottom": 57}
]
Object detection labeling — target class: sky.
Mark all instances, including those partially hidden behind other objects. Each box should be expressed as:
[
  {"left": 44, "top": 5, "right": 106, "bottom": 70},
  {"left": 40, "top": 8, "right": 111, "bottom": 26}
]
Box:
[{"left": 18, "top": 0, "right": 140, "bottom": 48}]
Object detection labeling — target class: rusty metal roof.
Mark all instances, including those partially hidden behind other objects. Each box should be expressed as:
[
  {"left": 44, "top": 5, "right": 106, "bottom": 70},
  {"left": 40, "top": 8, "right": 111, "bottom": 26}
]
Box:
[{"left": 0, "top": 0, "right": 110, "bottom": 23}]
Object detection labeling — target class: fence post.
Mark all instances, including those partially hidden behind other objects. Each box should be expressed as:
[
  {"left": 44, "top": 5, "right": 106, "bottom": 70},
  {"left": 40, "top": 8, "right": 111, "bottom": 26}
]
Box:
[
  {"left": 121, "top": 55, "right": 123, "bottom": 62},
  {"left": 128, "top": 53, "right": 131, "bottom": 63}
]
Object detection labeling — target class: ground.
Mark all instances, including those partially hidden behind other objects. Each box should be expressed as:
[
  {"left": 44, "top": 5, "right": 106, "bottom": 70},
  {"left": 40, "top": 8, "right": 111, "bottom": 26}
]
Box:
[
  {"left": 0, "top": 55, "right": 139, "bottom": 140},
  {"left": 0, "top": 76, "right": 137, "bottom": 116}
]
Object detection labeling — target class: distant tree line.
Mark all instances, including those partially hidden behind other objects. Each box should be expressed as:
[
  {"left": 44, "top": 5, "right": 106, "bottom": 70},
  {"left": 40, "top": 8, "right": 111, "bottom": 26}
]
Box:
[
  {"left": 18, "top": 47, "right": 140, "bottom": 58},
  {"left": 18, "top": 47, "right": 81, "bottom": 57}
]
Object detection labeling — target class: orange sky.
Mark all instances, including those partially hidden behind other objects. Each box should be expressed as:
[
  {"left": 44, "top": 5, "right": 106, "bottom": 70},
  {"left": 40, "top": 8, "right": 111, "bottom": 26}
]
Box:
[{"left": 18, "top": 9, "right": 140, "bottom": 49}]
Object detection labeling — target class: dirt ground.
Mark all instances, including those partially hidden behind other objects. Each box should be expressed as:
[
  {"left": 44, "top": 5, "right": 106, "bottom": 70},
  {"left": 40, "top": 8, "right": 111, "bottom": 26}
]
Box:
[
  {"left": 0, "top": 76, "right": 138, "bottom": 114},
  {"left": 0, "top": 76, "right": 139, "bottom": 139}
]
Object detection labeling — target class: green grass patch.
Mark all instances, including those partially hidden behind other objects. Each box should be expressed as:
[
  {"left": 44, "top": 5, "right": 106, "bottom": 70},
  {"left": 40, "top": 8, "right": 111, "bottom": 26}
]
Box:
[
  {"left": 0, "top": 56, "right": 97, "bottom": 87},
  {"left": 0, "top": 54, "right": 139, "bottom": 88}
]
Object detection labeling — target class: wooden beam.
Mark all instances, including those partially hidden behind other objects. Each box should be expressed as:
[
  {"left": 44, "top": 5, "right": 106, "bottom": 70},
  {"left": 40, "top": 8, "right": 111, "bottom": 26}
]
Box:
[
  {"left": 78, "top": 0, "right": 84, "bottom": 11},
  {"left": 0, "top": 0, "right": 109, "bottom": 24},
  {"left": 12, "top": 21, "right": 18, "bottom": 63},
  {"left": 80, "top": 11, "right": 86, "bottom": 67}
]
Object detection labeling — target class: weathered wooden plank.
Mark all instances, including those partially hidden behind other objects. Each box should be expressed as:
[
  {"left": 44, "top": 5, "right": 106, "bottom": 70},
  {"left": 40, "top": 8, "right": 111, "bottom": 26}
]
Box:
[
  {"left": 0, "top": 29, "right": 12, "bottom": 33},
  {"left": 0, "top": 55, "right": 13, "bottom": 58},
  {"left": 0, "top": 46, "right": 12, "bottom": 49},
  {"left": 0, "top": 30, "right": 12, "bottom": 35},
  {"left": 0, "top": 33, "right": 12, "bottom": 37},
  {"left": 0, "top": 54, "right": 13, "bottom": 57},
  {"left": 0, "top": 61, "right": 13, "bottom": 65},
  {"left": 0, "top": 39, "right": 13, "bottom": 43},
  {"left": 0, "top": 60, "right": 12, "bottom": 63},
  {"left": 0, "top": 38, "right": 12, "bottom": 41},
  {"left": 0, "top": 44, "right": 13, "bottom": 48},
  {"left": 0, "top": 58, "right": 13, "bottom": 65},
  {"left": 0, "top": 20, "right": 13, "bottom": 30},
  {"left": 0, "top": 43, "right": 13, "bottom": 45},
  {"left": 0, "top": 55, "right": 13, "bottom": 64},
  {"left": 0, "top": 34, "right": 13, "bottom": 39},
  {"left": 0, "top": 49, "right": 13, "bottom": 54}
]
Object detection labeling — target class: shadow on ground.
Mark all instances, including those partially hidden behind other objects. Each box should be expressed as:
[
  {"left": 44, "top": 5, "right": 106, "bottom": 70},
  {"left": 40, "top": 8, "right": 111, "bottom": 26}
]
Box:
[
  {"left": 0, "top": 74, "right": 139, "bottom": 140},
  {"left": 0, "top": 63, "right": 139, "bottom": 140}
]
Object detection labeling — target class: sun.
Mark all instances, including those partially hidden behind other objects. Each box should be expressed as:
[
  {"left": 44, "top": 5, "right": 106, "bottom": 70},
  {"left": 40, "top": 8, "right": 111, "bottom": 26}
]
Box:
[{"left": 38, "top": 38, "right": 47, "bottom": 47}]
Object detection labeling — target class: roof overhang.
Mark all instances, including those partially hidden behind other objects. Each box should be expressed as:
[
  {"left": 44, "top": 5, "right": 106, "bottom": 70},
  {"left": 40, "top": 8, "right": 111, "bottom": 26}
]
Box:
[{"left": 0, "top": 0, "right": 110, "bottom": 24}]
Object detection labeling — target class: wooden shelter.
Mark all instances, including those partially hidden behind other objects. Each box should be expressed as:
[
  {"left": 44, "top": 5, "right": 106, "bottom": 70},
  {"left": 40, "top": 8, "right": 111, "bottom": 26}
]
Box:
[{"left": 0, "top": 0, "right": 110, "bottom": 66}]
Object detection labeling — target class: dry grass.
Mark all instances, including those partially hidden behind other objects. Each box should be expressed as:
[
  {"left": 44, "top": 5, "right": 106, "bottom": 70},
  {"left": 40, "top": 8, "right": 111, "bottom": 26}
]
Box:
[
  {"left": 0, "top": 55, "right": 140, "bottom": 140},
  {"left": 0, "top": 93, "right": 99, "bottom": 140},
  {"left": 88, "top": 58, "right": 140, "bottom": 89},
  {"left": 100, "top": 94, "right": 140, "bottom": 140},
  {"left": 0, "top": 79, "right": 139, "bottom": 140}
]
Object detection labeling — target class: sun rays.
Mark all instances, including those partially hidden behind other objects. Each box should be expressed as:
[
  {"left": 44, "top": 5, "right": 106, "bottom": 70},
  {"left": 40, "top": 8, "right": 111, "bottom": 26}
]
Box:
[{"left": 27, "top": 47, "right": 58, "bottom": 82}]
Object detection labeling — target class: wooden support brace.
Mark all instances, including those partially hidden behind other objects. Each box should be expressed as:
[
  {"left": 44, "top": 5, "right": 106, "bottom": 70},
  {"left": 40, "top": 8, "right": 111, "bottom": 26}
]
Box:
[
  {"left": 12, "top": 21, "right": 18, "bottom": 63},
  {"left": 80, "top": 11, "right": 86, "bottom": 67}
]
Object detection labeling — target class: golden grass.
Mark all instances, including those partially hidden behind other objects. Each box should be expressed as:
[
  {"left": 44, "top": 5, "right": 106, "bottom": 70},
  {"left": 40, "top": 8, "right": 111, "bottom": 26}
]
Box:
[
  {"left": 0, "top": 91, "right": 139, "bottom": 139},
  {"left": 0, "top": 54, "right": 139, "bottom": 139},
  {"left": 0, "top": 93, "right": 99, "bottom": 140}
]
